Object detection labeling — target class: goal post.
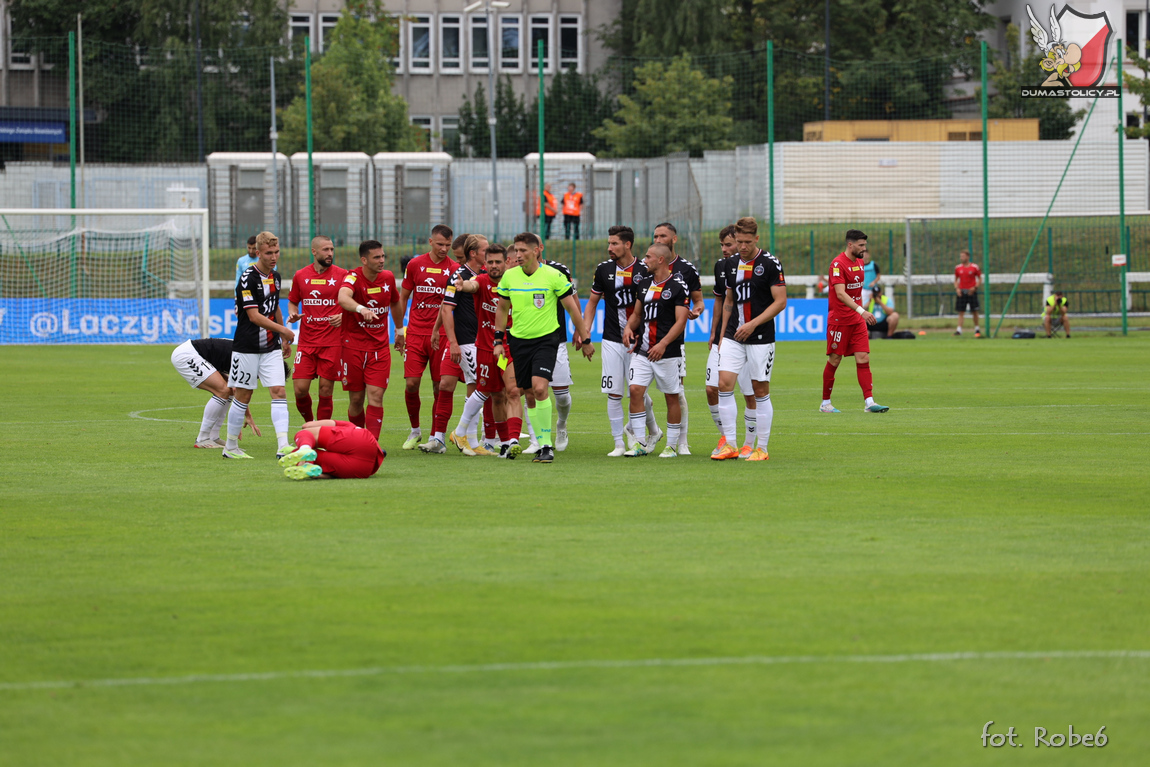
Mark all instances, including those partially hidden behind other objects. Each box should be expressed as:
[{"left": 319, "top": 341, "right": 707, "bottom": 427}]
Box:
[{"left": 0, "top": 208, "right": 211, "bottom": 343}]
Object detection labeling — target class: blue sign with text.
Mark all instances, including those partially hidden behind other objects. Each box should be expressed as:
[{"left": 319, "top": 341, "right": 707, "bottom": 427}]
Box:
[
  {"left": 0, "top": 121, "right": 67, "bottom": 143},
  {"left": 0, "top": 297, "right": 830, "bottom": 345}
]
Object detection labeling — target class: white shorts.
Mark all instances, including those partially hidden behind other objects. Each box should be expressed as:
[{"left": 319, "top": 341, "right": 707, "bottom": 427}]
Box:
[
  {"left": 599, "top": 340, "right": 630, "bottom": 397},
  {"left": 706, "top": 345, "right": 754, "bottom": 395},
  {"left": 717, "top": 341, "right": 775, "bottom": 383},
  {"left": 552, "top": 340, "right": 573, "bottom": 387},
  {"left": 460, "top": 343, "right": 477, "bottom": 385},
  {"left": 228, "top": 350, "right": 286, "bottom": 390},
  {"left": 171, "top": 340, "right": 218, "bottom": 389},
  {"left": 629, "top": 354, "right": 682, "bottom": 395},
  {"left": 678, "top": 350, "right": 687, "bottom": 379}
]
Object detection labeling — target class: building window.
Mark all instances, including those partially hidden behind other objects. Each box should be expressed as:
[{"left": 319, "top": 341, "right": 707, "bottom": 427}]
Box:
[
  {"left": 469, "top": 15, "right": 490, "bottom": 72},
  {"left": 559, "top": 15, "right": 580, "bottom": 72},
  {"left": 441, "top": 116, "right": 460, "bottom": 155},
  {"left": 500, "top": 15, "right": 522, "bottom": 72},
  {"left": 289, "top": 13, "right": 313, "bottom": 50},
  {"left": 441, "top": 15, "right": 462, "bottom": 72},
  {"left": 529, "top": 15, "right": 551, "bottom": 73},
  {"left": 1128, "top": 13, "right": 1141, "bottom": 58},
  {"left": 411, "top": 116, "right": 433, "bottom": 150},
  {"left": 319, "top": 14, "right": 339, "bottom": 51},
  {"left": 409, "top": 15, "right": 432, "bottom": 72}
]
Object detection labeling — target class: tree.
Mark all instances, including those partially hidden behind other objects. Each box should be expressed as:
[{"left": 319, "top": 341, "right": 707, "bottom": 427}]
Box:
[
  {"left": 984, "top": 24, "right": 1082, "bottom": 140},
  {"left": 542, "top": 70, "right": 615, "bottom": 154},
  {"left": 280, "top": 1, "right": 418, "bottom": 154},
  {"left": 1122, "top": 45, "right": 1150, "bottom": 140},
  {"left": 457, "top": 77, "right": 534, "bottom": 158},
  {"left": 594, "top": 53, "right": 733, "bottom": 157}
]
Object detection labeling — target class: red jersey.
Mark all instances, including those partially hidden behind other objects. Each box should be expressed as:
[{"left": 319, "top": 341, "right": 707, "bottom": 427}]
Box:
[
  {"left": 955, "top": 262, "right": 982, "bottom": 291},
  {"left": 401, "top": 252, "right": 452, "bottom": 337},
  {"left": 289, "top": 263, "right": 347, "bottom": 347},
  {"left": 828, "top": 252, "right": 866, "bottom": 325},
  {"left": 472, "top": 274, "right": 501, "bottom": 352},
  {"left": 340, "top": 267, "right": 398, "bottom": 351}
]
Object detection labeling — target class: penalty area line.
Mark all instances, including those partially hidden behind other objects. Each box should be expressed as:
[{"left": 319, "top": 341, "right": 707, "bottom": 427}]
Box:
[{"left": 3, "top": 650, "right": 1148, "bottom": 692}]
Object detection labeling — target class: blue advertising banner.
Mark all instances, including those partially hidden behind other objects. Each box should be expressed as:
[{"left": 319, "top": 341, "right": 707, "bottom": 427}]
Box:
[
  {"left": 0, "top": 120, "right": 67, "bottom": 143},
  {"left": 0, "top": 297, "right": 830, "bottom": 345}
]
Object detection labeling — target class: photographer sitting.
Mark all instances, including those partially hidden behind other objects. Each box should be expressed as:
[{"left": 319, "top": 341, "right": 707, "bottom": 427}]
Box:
[{"left": 867, "top": 283, "right": 900, "bottom": 338}]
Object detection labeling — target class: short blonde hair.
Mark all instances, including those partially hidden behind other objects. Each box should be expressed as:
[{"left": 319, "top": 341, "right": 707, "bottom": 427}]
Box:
[
  {"left": 735, "top": 217, "right": 758, "bottom": 236},
  {"left": 256, "top": 231, "right": 279, "bottom": 251}
]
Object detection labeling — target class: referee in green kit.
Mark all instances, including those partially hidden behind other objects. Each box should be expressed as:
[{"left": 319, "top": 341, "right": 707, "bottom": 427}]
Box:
[{"left": 493, "top": 232, "right": 595, "bottom": 463}]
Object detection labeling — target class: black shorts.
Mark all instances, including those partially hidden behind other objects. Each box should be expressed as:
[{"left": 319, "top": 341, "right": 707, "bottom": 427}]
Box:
[
  {"left": 508, "top": 334, "right": 559, "bottom": 391},
  {"left": 872, "top": 319, "right": 890, "bottom": 336},
  {"left": 956, "top": 292, "right": 979, "bottom": 311}
]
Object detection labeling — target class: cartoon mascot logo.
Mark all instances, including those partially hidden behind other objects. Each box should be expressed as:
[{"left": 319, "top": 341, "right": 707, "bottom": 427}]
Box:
[{"left": 1027, "top": 4, "right": 1113, "bottom": 88}]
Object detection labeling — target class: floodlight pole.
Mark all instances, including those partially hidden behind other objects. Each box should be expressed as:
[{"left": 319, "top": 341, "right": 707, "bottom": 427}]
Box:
[
  {"left": 306, "top": 37, "right": 315, "bottom": 242},
  {"left": 980, "top": 40, "right": 990, "bottom": 338},
  {"left": 194, "top": 0, "right": 205, "bottom": 163},
  {"left": 538, "top": 39, "right": 545, "bottom": 243},
  {"left": 270, "top": 56, "right": 279, "bottom": 237}
]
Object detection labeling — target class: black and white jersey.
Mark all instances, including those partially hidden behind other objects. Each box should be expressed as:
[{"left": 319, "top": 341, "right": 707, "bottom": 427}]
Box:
[
  {"left": 669, "top": 255, "right": 702, "bottom": 295},
  {"left": 632, "top": 274, "right": 690, "bottom": 358},
  {"left": 722, "top": 249, "right": 786, "bottom": 345},
  {"left": 590, "top": 257, "right": 650, "bottom": 344},
  {"left": 544, "top": 259, "right": 574, "bottom": 340},
  {"left": 234, "top": 265, "right": 282, "bottom": 353},
  {"left": 443, "top": 263, "right": 483, "bottom": 345},
  {"left": 190, "top": 337, "right": 233, "bottom": 371},
  {"left": 711, "top": 258, "right": 728, "bottom": 345}
]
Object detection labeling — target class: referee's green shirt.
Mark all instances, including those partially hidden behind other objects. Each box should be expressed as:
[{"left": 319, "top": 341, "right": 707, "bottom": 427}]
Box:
[{"left": 495, "top": 264, "right": 574, "bottom": 340}]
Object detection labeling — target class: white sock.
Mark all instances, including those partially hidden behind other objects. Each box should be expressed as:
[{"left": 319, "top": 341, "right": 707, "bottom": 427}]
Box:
[
  {"left": 434, "top": 431, "right": 445, "bottom": 443},
  {"left": 409, "top": 427, "right": 421, "bottom": 438},
  {"left": 199, "top": 395, "right": 229, "bottom": 441},
  {"left": 709, "top": 403, "right": 722, "bottom": 430},
  {"left": 628, "top": 409, "right": 647, "bottom": 446},
  {"left": 456, "top": 391, "right": 488, "bottom": 438},
  {"left": 756, "top": 394, "right": 773, "bottom": 451},
  {"left": 717, "top": 391, "right": 737, "bottom": 444},
  {"left": 743, "top": 411, "right": 757, "bottom": 448},
  {"left": 677, "top": 391, "right": 689, "bottom": 445},
  {"left": 607, "top": 396, "right": 625, "bottom": 445},
  {"left": 524, "top": 408, "right": 536, "bottom": 441},
  {"left": 644, "top": 392, "right": 658, "bottom": 435},
  {"left": 666, "top": 421, "right": 681, "bottom": 448},
  {"left": 554, "top": 388, "right": 572, "bottom": 425},
  {"left": 225, "top": 399, "right": 248, "bottom": 450},
  {"left": 821, "top": 399, "right": 832, "bottom": 407},
  {"left": 865, "top": 396, "right": 876, "bottom": 407},
  {"left": 271, "top": 399, "right": 290, "bottom": 449},
  {"left": 956, "top": 326, "right": 962, "bottom": 333}
]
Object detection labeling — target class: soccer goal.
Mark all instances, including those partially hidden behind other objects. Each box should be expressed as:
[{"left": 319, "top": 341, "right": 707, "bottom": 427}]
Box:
[{"left": 0, "top": 208, "right": 210, "bottom": 344}]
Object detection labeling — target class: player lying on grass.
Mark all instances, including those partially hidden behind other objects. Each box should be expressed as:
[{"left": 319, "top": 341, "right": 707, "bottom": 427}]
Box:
[
  {"left": 278, "top": 420, "right": 386, "bottom": 480},
  {"left": 620, "top": 243, "right": 690, "bottom": 458},
  {"left": 171, "top": 337, "right": 260, "bottom": 447}
]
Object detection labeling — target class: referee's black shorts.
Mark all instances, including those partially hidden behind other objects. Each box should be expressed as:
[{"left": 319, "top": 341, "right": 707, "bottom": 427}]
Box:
[
  {"left": 955, "top": 291, "right": 979, "bottom": 311},
  {"left": 508, "top": 334, "right": 559, "bottom": 391}
]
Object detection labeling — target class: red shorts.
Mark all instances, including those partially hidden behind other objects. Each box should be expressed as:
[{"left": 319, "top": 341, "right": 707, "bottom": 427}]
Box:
[
  {"left": 316, "top": 422, "right": 385, "bottom": 479},
  {"left": 476, "top": 348, "right": 503, "bottom": 394},
  {"left": 341, "top": 347, "right": 391, "bottom": 391},
  {"left": 827, "top": 321, "right": 870, "bottom": 357},
  {"left": 403, "top": 333, "right": 443, "bottom": 381},
  {"left": 293, "top": 345, "right": 341, "bottom": 381},
  {"left": 440, "top": 342, "right": 464, "bottom": 379}
]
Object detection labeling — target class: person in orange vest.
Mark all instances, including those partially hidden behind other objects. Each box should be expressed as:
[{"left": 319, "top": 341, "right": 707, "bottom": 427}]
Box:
[
  {"left": 562, "top": 182, "right": 583, "bottom": 241},
  {"left": 535, "top": 183, "right": 558, "bottom": 240}
]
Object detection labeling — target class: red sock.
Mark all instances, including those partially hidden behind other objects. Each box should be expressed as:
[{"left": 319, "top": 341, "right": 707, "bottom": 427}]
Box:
[
  {"left": 348, "top": 409, "right": 366, "bottom": 427},
  {"left": 483, "top": 398, "right": 496, "bottom": 440},
  {"left": 822, "top": 362, "right": 837, "bottom": 400},
  {"left": 295, "top": 394, "right": 314, "bottom": 423},
  {"left": 405, "top": 390, "right": 421, "bottom": 429},
  {"left": 432, "top": 389, "right": 454, "bottom": 435},
  {"left": 316, "top": 395, "right": 334, "bottom": 421},
  {"left": 365, "top": 405, "right": 383, "bottom": 439},
  {"left": 506, "top": 417, "right": 522, "bottom": 442},
  {"left": 495, "top": 420, "right": 510, "bottom": 442},
  {"left": 293, "top": 430, "right": 317, "bottom": 449},
  {"left": 856, "top": 362, "right": 873, "bottom": 399}
]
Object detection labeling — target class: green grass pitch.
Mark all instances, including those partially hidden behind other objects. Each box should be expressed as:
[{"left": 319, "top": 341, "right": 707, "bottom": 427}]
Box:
[{"left": 2, "top": 336, "right": 1148, "bottom": 765}]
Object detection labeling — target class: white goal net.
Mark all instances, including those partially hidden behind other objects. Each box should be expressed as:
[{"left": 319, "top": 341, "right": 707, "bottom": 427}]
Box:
[{"left": 0, "top": 208, "right": 210, "bottom": 344}]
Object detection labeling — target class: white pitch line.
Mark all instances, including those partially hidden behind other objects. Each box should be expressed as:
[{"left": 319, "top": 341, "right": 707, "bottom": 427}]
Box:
[
  {"left": 3, "top": 650, "right": 1147, "bottom": 692},
  {"left": 128, "top": 405, "right": 202, "bottom": 423}
]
